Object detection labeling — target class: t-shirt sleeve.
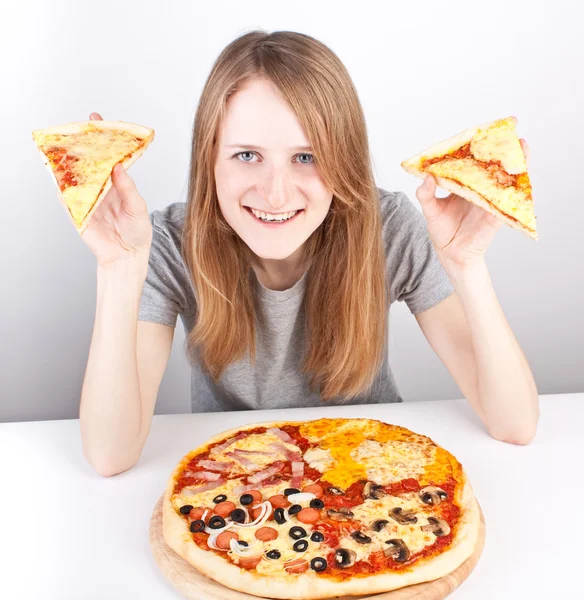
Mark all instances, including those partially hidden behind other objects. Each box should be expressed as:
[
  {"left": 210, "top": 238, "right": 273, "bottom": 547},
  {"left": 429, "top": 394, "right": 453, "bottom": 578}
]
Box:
[
  {"left": 138, "top": 209, "right": 192, "bottom": 328},
  {"left": 381, "top": 190, "right": 454, "bottom": 314}
]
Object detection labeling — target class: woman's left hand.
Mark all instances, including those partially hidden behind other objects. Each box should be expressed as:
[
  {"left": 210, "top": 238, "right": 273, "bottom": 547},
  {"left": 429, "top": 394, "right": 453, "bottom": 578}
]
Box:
[{"left": 416, "top": 139, "right": 529, "bottom": 269}]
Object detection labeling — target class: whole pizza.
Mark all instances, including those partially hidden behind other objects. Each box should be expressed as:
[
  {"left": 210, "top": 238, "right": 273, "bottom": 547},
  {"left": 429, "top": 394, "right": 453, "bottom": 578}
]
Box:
[{"left": 162, "top": 418, "right": 480, "bottom": 599}]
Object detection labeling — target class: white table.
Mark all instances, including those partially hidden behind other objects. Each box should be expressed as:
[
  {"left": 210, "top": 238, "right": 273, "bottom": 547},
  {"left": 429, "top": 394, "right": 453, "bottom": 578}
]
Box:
[{"left": 1, "top": 393, "right": 581, "bottom": 600}]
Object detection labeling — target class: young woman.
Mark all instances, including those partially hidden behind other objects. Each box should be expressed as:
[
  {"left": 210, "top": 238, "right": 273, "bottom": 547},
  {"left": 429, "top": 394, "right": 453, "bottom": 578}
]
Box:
[{"left": 79, "top": 31, "right": 539, "bottom": 477}]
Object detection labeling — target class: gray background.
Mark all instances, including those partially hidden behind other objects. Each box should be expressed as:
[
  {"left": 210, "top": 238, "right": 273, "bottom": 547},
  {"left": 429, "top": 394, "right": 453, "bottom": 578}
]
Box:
[{"left": 1, "top": 0, "right": 582, "bottom": 423}]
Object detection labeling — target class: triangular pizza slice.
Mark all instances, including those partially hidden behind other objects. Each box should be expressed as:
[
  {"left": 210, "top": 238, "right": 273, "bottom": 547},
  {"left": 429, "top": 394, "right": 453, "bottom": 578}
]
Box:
[
  {"left": 401, "top": 117, "right": 537, "bottom": 239},
  {"left": 32, "top": 120, "right": 155, "bottom": 233}
]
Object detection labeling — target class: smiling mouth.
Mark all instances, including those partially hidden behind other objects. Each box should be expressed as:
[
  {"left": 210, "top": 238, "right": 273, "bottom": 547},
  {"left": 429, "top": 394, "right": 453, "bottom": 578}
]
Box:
[{"left": 245, "top": 207, "right": 303, "bottom": 224}]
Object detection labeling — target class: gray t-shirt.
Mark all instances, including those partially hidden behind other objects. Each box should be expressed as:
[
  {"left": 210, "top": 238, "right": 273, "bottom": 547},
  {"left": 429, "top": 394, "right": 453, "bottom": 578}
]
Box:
[{"left": 138, "top": 188, "right": 454, "bottom": 412}]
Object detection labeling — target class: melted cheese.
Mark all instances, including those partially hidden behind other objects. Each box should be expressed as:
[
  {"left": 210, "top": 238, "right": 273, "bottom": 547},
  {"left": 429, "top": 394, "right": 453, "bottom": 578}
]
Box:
[{"left": 470, "top": 118, "right": 527, "bottom": 175}]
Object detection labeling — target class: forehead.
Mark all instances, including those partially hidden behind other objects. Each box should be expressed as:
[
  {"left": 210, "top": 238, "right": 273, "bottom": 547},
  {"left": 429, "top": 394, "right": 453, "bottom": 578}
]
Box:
[{"left": 218, "top": 78, "right": 310, "bottom": 149}]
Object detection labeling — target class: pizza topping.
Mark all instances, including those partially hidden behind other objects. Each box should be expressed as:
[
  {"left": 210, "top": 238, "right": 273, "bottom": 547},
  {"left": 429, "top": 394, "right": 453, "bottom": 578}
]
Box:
[
  {"left": 251, "top": 503, "right": 275, "bottom": 521},
  {"left": 229, "top": 538, "right": 258, "bottom": 556},
  {"left": 190, "top": 520, "right": 206, "bottom": 533},
  {"left": 328, "top": 508, "right": 354, "bottom": 521},
  {"left": 419, "top": 486, "right": 448, "bottom": 506},
  {"left": 384, "top": 539, "right": 410, "bottom": 562},
  {"left": 293, "top": 539, "right": 309, "bottom": 552},
  {"left": 421, "top": 517, "right": 450, "bottom": 537},
  {"left": 296, "top": 508, "right": 321, "bottom": 525},
  {"left": 236, "top": 555, "right": 262, "bottom": 570},
  {"left": 235, "top": 501, "right": 273, "bottom": 528},
  {"left": 187, "top": 470, "right": 221, "bottom": 481},
  {"left": 265, "top": 549, "right": 282, "bottom": 560},
  {"left": 266, "top": 427, "right": 295, "bottom": 444},
  {"left": 183, "top": 479, "right": 225, "bottom": 496},
  {"left": 326, "top": 486, "right": 345, "bottom": 495},
  {"left": 389, "top": 506, "right": 418, "bottom": 525},
  {"left": 255, "top": 526, "right": 279, "bottom": 541},
  {"left": 208, "top": 515, "right": 227, "bottom": 530},
  {"left": 335, "top": 548, "right": 357, "bottom": 568},
  {"left": 239, "top": 493, "right": 255, "bottom": 506},
  {"left": 226, "top": 452, "right": 262, "bottom": 470},
  {"left": 284, "top": 558, "right": 309, "bottom": 574},
  {"left": 286, "top": 492, "right": 316, "bottom": 505},
  {"left": 274, "top": 508, "right": 288, "bottom": 524},
  {"left": 214, "top": 531, "right": 239, "bottom": 550},
  {"left": 247, "top": 461, "right": 285, "bottom": 484},
  {"left": 291, "top": 461, "right": 305, "bottom": 489},
  {"left": 310, "top": 499, "right": 325, "bottom": 509},
  {"left": 188, "top": 507, "right": 211, "bottom": 522},
  {"left": 289, "top": 526, "right": 308, "bottom": 540},
  {"left": 371, "top": 519, "right": 390, "bottom": 532},
  {"left": 269, "top": 442, "right": 302, "bottom": 462},
  {"left": 210, "top": 432, "right": 247, "bottom": 455},
  {"left": 284, "top": 488, "right": 300, "bottom": 496},
  {"left": 212, "top": 494, "right": 228, "bottom": 504},
  {"left": 363, "top": 481, "right": 387, "bottom": 500},
  {"left": 268, "top": 494, "right": 289, "bottom": 509},
  {"left": 229, "top": 508, "right": 247, "bottom": 523},
  {"left": 350, "top": 531, "right": 372, "bottom": 544},
  {"left": 179, "top": 505, "right": 193, "bottom": 515},
  {"left": 197, "top": 459, "right": 233, "bottom": 471},
  {"left": 310, "top": 557, "right": 328, "bottom": 572},
  {"left": 302, "top": 484, "right": 324, "bottom": 498},
  {"left": 288, "top": 504, "right": 302, "bottom": 516},
  {"left": 213, "top": 501, "right": 236, "bottom": 518},
  {"left": 233, "top": 483, "right": 261, "bottom": 496},
  {"left": 310, "top": 531, "right": 325, "bottom": 543}
]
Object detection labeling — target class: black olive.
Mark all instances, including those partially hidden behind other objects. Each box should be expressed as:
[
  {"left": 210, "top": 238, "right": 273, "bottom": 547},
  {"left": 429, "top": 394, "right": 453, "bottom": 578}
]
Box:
[
  {"left": 351, "top": 531, "right": 372, "bottom": 544},
  {"left": 310, "top": 557, "right": 328, "bottom": 572},
  {"left": 310, "top": 531, "right": 325, "bottom": 543},
  {"left": 326, "top": 486, "right": 345, "bottom": 495},
  {"left": 266, "top": 549, "right": 281, "bottom": 560},
  {"left": 238, "top": 541, "right": 249, "bottom": 547},
  {"left": 213, "top": 494, "right": 227, "bottom": 504},
  {"left": 240, "top": 494, "right": 254, "bottom": 506},
  {"left": 274, "top": 507, "right": 287, "bottom": 524},
  {"left": 208, "top": 515, "right": 226, "bottom": 529},
  {"left": 284, "top": 488, "right": 300, "bottom": 496},
  {"left": 289, "top": 526, "right": 307, "bottom": 540},
  {"left": 190, "top": 519, "right": 205, "bottom": 533},
  {"left": 180, "top": 505, "right": 193, "bottom": 515},
  {"left": 371, "top": 519, "right": 389, "bottom": 532},
  {"left": 288, "top": 504, "right": 302, "bottom": 515},
  {"left": 293, "top": 539, "right": 309, "bottom": 552},
  {"left": 309, "top": 499, "right": 325, "bottom": 509},
  {"left": 334, "top": 548, "right": 356, "bottom": 568},
  {"left": 230, "top": 509, "right": 246, "bottom": 523}
]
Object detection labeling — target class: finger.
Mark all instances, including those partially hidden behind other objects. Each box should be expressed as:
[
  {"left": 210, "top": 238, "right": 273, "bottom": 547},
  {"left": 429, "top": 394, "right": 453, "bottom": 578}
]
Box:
[
  {"left": 89, "top": 112, "right": 103, "bottom": 120},
  {"left": 111, "top": 163, "right": 147, "bottom": 217},
  {"left": 519, "top": 138, "right": 530, "bottom": 165},
  {"left": 415, "top": 175, "right": 442, "bottom": 220}
]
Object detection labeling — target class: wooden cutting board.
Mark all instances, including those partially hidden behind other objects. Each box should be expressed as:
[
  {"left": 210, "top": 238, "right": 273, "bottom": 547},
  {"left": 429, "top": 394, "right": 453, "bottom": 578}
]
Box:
[{"left": 149, "top": 495, "right": 486, "bottom": 600}]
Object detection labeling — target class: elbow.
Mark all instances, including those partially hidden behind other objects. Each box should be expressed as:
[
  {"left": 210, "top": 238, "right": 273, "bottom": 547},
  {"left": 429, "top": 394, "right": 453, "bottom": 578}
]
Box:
[
  {"left": 487, "top": 417, "right": 539, "bottom": 446},
  {"left": 84, "top": 447, "right": 139, "bottom": 477}
]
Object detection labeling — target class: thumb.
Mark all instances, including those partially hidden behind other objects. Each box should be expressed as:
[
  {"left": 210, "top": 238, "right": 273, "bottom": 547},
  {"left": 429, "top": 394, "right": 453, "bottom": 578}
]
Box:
[
  {"left": 415, "top": 175, "right": 441, "bottom": 221},
  {"left": 112, "top": 163, "right": 147, "bottom": 217}
]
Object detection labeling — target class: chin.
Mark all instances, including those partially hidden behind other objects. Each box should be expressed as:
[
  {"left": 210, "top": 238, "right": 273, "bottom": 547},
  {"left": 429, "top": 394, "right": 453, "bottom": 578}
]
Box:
[{"left": 245, "top": 240, "right": 302, "bottom": 261}]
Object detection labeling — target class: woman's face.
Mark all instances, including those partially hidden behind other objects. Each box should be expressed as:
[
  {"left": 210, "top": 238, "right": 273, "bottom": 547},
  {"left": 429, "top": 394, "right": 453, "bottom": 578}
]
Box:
[{"left": 214, "top": 78, "right": 333, "bottom": 261}]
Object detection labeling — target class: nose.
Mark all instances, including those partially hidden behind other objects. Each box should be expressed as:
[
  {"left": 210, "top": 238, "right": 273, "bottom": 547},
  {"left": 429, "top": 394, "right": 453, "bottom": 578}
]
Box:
[{"left": 261, "top": 166, "right": 292, "bottom": 211}]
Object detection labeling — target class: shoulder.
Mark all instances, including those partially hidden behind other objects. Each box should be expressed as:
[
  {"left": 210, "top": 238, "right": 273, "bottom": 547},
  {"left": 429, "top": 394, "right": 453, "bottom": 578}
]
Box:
[
  {"left": 150, "top": 202, "right": 187, "bottom": 240},
  {"left": 376, "top": 187, "right": 421, "bottom": 225}
]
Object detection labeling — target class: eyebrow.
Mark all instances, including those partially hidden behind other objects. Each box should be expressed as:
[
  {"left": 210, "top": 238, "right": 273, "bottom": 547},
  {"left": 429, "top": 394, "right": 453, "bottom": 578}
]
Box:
[{"left": 225, "top": 144, "right": 313, "bottom": 151}]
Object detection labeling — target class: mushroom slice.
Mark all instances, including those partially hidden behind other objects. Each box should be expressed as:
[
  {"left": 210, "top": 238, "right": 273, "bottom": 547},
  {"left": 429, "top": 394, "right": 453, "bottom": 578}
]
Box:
[
  {"left": 389, "top": 506, "right": 418, "bottom": 525},
  {"left": 326, "top": 486, "right": 345, "bottom": 496},
  {"left": 363, "top": 481, "right": 387, "bottom": 500},
  {"left": 370, "top": 519, "right": 389, "bottom": 532},
  {"left": 384, "top": 539, "right": 410, "bottom": 562},
  {"left": 327, "top": 508, "right": 354, "bottom": 521},
  {"left": 350, "top": 531, "right": 372, "bottom": 544},
  {"left": 334, "top": 548, "right": 357, "bottom": 568},
  {"left": 419, "top": 486, "right": 448, "bottom": 506},
  {"left": 421, "top": 517, "right": 450, "bottom": 537}
]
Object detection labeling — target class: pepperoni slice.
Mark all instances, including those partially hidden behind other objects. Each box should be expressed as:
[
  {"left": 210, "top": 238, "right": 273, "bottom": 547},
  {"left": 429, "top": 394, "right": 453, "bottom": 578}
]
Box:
[
  {"left": 268, "top": 494, "right": 289, "bottom": 509},
  {"left": 189, "top": 507, "right": 211, "bottom": 522},
  {"left": 252, "top": 504, "right": 274, "bottom": 521},
  {"left": 236, "top": 555, "right": 262, "bottom": 569},
  {"left": 302, "top": 484, "right": 324, "bottom": 499},
  {"left": 248, "top": 490, "right": 263, "bottom": 503},
  {"left": 216, "top": 531, "right": 239, "bottom": 549},
  {"left": 296, "top": 508, "right": 321, "bottom": 524},
  {"left": 255, "top": 527, "right": 278, "bottom": 541},
  {"left": 213, "top": 501, "right": 236, "bottom": 517},
  {"left": 284, "top": 558, "right": 309, "bottom": 574}
]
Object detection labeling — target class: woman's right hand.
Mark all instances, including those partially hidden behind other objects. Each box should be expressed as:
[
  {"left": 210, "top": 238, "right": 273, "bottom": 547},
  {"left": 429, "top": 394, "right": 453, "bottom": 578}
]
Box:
[{"left": 81, "top": 112, "right": 153, "bottom": 268}]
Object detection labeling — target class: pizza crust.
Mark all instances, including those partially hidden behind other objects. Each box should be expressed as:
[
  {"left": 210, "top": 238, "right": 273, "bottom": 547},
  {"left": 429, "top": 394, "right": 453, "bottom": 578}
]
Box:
[
  {"left": 163, "top": 420, "right": 482, "bottom": 599},
  {"left": 33, "top": 121, "right": 154, "bottom": 234}
]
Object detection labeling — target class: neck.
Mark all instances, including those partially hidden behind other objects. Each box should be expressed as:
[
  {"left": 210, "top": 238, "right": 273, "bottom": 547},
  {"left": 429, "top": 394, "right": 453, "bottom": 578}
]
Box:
[{"left": 251, "top": 246, "right": 306, "bottom": 291}]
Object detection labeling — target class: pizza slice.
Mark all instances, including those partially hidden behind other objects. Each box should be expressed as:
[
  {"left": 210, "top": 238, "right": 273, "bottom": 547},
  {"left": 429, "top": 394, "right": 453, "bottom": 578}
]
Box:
[
  {"left": 32, "top": 120, "right": 155, "bottom": 233},
  {"left": 401, "top": 116, "right": 538, "bottom": 239}
]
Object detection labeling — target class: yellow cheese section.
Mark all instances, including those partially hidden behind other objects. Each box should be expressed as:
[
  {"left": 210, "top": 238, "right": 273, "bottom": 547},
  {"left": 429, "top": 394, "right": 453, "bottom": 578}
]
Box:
[
  {"left": 471, "top": 118, "right": 527, "bottom": 175},
  {"left": 34, "top": 128, "right": 147, "bottom": 226},
  {"left": 427, "top": 158, "right": 536, "bottom": 231}
]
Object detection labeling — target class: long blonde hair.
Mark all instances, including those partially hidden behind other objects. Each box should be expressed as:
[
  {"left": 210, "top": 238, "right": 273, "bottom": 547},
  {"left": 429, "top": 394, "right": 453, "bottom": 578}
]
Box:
[{"left": 183, "top": 30, "right": 388, "bottom": 400}]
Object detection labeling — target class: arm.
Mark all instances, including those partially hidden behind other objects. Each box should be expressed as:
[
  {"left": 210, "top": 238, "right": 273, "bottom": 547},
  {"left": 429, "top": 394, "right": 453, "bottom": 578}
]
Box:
[{"left": 415, "top": 282, "right": 539, "bottom": 444}]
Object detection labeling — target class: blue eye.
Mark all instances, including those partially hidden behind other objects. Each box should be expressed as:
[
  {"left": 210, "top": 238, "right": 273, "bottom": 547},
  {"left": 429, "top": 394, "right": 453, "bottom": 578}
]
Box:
[
  {"left": 235, "top": 151, "right": 256, "bottom": 162},
  {"left": 296, "top": 153, "right": 315, "bottom": 164},
  {"left": 233, "top": 152, "right": 315, "bottom": 164}
]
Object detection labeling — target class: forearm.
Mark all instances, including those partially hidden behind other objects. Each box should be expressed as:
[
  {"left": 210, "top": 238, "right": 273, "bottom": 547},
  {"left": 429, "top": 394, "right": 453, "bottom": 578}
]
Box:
[
  {"left": 80, "top": 259, "right": 148, "bottom": 475},
  {"left": 446, "top": 259, "right": 539, "bottom": 443}
]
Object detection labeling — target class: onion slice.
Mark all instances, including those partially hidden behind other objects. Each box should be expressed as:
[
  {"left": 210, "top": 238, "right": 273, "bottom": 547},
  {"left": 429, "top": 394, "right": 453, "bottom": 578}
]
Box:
[
  {"left": 286, "top": 492, "right": 316, "bottom": 505},
  {"left": 232, "top": 501, "right": 272, "bottom": 529},
  {"left": 229, "top": 538, "right": 262, "bottom": 557}
]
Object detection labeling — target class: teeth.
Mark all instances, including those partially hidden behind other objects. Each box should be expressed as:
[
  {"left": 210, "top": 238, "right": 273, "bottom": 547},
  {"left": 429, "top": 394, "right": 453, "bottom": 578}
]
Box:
[{"left": 250, "top": 208, "right": 298, "bottom": 223}]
